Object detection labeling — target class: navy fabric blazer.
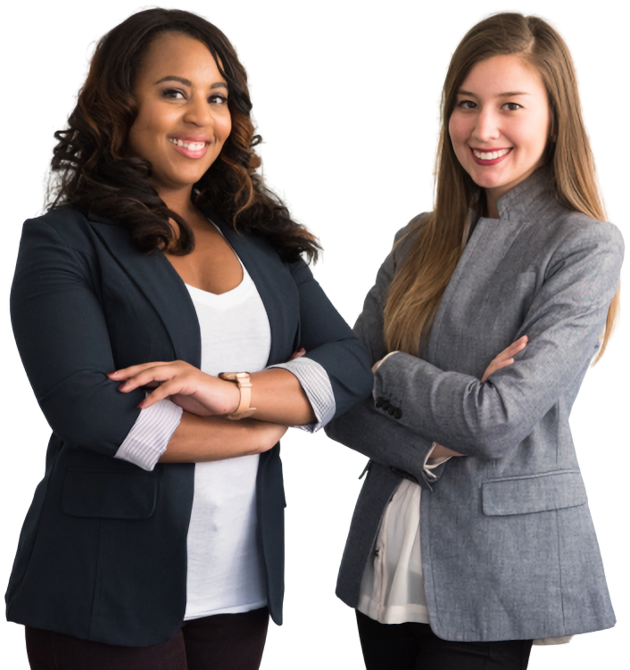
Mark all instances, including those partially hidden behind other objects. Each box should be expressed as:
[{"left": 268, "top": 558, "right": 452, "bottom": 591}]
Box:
[{"left": 6, "top": 206, "right": 372, "bottom": 646}]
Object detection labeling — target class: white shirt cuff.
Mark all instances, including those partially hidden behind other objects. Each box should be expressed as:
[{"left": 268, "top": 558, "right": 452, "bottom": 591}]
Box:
[
  {"left": 268, "top": 357, "right": 335, "bottom": 432},
  {"left": 115, "top": 398, "right": 183, "bottom": 471},
  {"left": 423, "top": 442, "right": 452, "bottom": 481}
]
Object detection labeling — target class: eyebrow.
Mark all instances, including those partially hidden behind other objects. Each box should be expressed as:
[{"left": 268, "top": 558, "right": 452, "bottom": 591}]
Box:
[
  {"left": 153, "top": 75, "right": 228, "bottom": 90},
  {"left": 457, "top": 89, "right": 530, "bottom": 97}
]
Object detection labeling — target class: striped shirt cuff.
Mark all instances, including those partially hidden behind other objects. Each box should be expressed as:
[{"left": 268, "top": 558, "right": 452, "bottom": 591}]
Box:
[
  {"left": 115, "top": 398, "right": 183, "bottom": 471},
  {"left": 268, "top": 357, "right": 335, "bottom": 432}
]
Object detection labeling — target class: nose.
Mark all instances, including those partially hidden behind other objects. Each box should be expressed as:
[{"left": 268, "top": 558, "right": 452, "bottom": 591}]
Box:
[
  {"left": 472, "top": 107, "right": 500, "bottom": 143},
  {"left": 183, "top": 95, "right": 212, "bottom": 127}
]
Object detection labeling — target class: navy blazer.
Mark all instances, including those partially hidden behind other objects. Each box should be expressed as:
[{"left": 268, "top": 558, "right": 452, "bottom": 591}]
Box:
[{"left": 6, "top": 206, "right": 372, "bottom": 646}]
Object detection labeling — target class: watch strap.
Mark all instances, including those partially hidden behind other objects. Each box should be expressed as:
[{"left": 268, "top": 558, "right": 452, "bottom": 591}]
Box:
[{"left": 218, "top": 372, "right": 256, "bottom": 420}]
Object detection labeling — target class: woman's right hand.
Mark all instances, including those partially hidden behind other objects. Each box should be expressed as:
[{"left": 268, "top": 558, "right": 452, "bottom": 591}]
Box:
[{"left": 481, "top": 335, "right": 528, "bottom": 382}]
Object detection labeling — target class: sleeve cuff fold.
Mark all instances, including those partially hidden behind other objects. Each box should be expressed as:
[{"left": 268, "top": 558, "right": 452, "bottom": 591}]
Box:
[
  {"left": 269, "top": 357, "right": 336, "bottom": 432},
  {"left": 115, "top": 398, "right": 183, "bottom": 471}
]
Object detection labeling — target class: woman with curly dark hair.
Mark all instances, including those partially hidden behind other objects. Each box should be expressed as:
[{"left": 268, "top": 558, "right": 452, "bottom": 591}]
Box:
[{"left": 5, "top": 8, "right": 372, "bottom": 669}]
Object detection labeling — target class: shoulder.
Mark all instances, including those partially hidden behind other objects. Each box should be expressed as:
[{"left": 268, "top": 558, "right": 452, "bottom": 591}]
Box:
[
  {"left": 540, "top": 207, "right": 624, "bottom": 271},
  {"left": 506, "top": 202, "right": 624, "bottom": 301},
  {"left": 387, "top": 211, "right": 430, "bottom": 270},
  {"left": 20, "top": 206, "right": 93, "bottom": 243}
]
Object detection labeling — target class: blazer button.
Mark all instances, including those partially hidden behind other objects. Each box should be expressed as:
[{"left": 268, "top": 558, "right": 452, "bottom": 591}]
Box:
[
  {"left": 382, "top": 400, "right": 391, "bottom": 410},
  {"left": 394, "top": 408, "right": 402, "bottom": 419},
  {"left": 387, "top": 406, "right": 396, "bottom": 415},
  {"left": 375, "top": 396, "right": 384, "bottom": 408}
]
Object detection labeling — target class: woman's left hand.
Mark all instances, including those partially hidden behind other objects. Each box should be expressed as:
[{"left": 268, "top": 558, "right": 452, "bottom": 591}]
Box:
[{"left": 108, "top": 361, "right": 240, "bottom": 415}]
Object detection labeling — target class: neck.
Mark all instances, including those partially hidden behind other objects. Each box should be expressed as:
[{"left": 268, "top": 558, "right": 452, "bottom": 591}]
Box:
[
  {"left": 157, "top": 186, "right": 197, "bottom": 220},
  {"left": 483, "top": 190, "right": 500, "bottom": 219}
]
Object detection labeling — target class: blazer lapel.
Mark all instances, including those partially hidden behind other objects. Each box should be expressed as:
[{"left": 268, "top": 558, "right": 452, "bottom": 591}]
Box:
[
  {"left": 426, "top": 168, "right": 553, "bottom": 366},
  {"left": 88, "top": 213, "right": 202, "bottom": 367}
]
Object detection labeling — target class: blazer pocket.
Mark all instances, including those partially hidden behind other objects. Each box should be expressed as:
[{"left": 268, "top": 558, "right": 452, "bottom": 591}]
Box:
[
  {"left": 482, "top": 470, "right": 587, "bottom": 516},
  {"left": 62, "top": 470, "right": 157, "bottom": 519}
]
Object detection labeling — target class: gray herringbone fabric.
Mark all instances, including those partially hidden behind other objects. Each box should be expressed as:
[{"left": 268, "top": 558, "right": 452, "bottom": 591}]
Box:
[{"left": 326, "top": 168, "right": 623, "bottom": 642}]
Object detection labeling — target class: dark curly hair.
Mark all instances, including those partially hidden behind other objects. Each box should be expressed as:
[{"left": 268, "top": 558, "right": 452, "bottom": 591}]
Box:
[{"left": 48, "top": 8, "right": 319, "bottom": 262}]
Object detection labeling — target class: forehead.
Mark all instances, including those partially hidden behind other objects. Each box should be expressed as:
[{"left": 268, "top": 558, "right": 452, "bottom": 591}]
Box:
[
  {"left": 460, "top": 54, "right": 545, "bottom": 95},
  {"left": 136, "top": 32, "right": 225, "bottom": 84}
]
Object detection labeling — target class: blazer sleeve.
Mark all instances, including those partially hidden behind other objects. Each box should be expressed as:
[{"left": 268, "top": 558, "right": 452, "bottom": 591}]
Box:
[
  {"left": 11, "top": 215, "right": 143, "bottom": 457},
  {"left": 372, "top": 220, "right": 625, "bottom": 460},
  {"left": 288, "top": 258, "right": 374, "bottom": 418},
  {"left": 325, "top": 217, "right": 441, "bottom": 488}
]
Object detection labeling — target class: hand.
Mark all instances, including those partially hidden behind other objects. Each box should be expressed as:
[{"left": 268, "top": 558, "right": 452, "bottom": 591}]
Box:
[
  {"left": 481, "top": 336, "right": 528, "bottom": 383},
  {"left": 289, "top": 347, "right": 306, "bottom": 361},
  {"left": 108, "top": 361, "right": 240, "bottom": 415},
  {"left": 431, "top": 444, "right": 465, "bottom": 459}
]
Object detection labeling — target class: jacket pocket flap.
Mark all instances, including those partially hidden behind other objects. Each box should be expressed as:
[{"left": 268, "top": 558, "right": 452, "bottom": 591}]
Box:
[
  {"left": 62, "top": 470, "right": 157, "bottom": 519},
  {"left": 482, "top": 470, "right": 586, "bottom": 516}
]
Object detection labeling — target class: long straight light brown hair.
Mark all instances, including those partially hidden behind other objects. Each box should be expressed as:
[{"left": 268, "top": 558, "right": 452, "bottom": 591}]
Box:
[{"left": 383, "top": 12, "right": 620, "bottom": 362}]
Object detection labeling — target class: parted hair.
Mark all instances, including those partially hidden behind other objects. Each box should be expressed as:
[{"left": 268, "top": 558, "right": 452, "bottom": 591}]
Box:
[
  {"left": 383, "top": 12, "right": 619, "bottom": 361},
  {"left": 48, "top": 8, "right": 319, "bottom": 262}
]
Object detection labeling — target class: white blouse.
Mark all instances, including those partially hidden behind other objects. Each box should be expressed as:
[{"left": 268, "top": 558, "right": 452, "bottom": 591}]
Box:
[{"left": 357, "top": 456, "right": 443, "bottom": 625}]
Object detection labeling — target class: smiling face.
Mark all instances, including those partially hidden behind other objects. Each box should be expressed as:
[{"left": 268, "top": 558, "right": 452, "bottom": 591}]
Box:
[
  {"left": 448, "top": 54, "right": 550, "bottom": 216},
  {"left": 128, "top": 32, "right": 231, "bottom": 203}
]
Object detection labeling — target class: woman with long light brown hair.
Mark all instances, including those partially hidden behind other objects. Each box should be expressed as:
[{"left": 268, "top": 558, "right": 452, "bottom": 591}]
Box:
[{"left": 327, "top": 12, "right": 623, "bottom": 669}]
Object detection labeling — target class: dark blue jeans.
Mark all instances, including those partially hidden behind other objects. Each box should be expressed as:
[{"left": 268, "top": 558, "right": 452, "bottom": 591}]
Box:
[
  {"left": 356, "top": 610, "right": 532, "bottom": 670},
  {"left": 25, "top": 607, "right": 269, "bottom": 670}
]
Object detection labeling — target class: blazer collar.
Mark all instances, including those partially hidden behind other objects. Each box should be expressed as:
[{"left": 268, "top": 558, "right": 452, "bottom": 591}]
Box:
[{"left": 496, "top": 165, "right": 555, "bottom": 221}]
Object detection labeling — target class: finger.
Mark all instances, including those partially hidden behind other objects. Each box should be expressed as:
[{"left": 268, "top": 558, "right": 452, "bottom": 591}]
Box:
[
  {"left": 289, "top": 348, "right": 306, "bottom": 360},
  {"left": 506, "top": 335, "right": 528, "bottom": 351},
  {"left": 137, "top": 380, "right": 186, "bottom": 409},
  {"left": 108, "top": 362, "right": 169, "bottom": 379},
  {"left": 117, "top": 366, "right": 183, "bottom": 393},
  {"left": 494, "top": 337, "right": 528, "bottom": 362}
]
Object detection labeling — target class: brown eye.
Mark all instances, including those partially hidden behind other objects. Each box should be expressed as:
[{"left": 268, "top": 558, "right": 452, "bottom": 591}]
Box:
[{"left": 162, "top": 88, "right": 185, "bottom": 100}]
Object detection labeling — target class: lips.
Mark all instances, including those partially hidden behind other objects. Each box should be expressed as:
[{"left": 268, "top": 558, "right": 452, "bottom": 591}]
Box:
[
  {"left": 167, "top": 136, "right": 211, "bottom": 159},
  {"left": 168, "top": 138, "right": 207, "bottom": 151},
  {"left": 470, "top": 147, "right": 512, "bottom": 166}
]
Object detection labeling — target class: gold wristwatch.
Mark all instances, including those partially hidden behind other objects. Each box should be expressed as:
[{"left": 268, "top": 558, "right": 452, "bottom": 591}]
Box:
[{"left": 218, "top": 372, "right": 256, "bottom": 420}]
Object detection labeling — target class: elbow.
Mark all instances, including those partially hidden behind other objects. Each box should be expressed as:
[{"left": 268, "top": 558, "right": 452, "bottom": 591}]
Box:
[{"left": 461, "top": 420, "right": 533, "bottom": 460}]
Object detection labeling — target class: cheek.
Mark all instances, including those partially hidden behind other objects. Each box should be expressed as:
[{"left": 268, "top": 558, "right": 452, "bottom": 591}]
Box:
[
  {"left": 218, "top": 114, "right": 232, "bottom": 142},
  {"left": 448, "top": 114, "right": 467, "bottom": 150}
]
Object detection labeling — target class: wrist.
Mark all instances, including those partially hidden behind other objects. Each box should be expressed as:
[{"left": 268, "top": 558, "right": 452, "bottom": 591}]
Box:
[
  {"left": 222, "top": 379, "right": 241, "bottom": 415},
  {"left": 218, "top": 372, "right": 257, "bottom": 420}
]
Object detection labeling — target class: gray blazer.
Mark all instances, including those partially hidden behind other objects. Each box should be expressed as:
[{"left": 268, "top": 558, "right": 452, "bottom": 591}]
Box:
[{"left": 326, "top": 168, "right": 624, "bottom": 642}]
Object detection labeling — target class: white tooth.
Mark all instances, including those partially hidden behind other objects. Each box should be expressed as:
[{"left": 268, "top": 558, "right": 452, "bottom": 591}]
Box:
[{"left": 475, "top": 149, "right": 508, "bottom": 160}]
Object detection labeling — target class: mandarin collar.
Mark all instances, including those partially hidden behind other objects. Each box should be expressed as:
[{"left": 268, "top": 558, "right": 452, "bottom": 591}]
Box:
[{"left": 495, "top": 166, "right": 555, "bottom": 221}]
